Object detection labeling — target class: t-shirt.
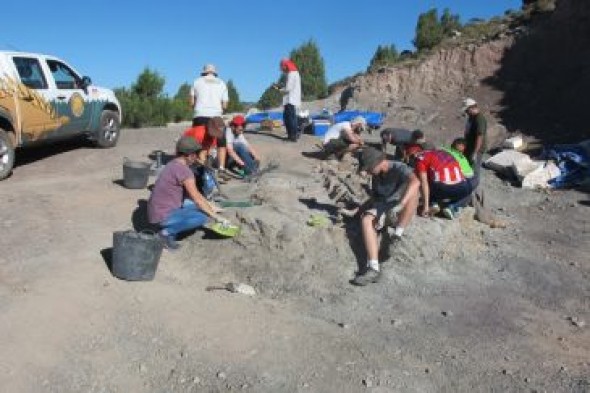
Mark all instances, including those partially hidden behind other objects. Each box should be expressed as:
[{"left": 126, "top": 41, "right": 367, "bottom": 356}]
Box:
[
  {"left": 191, "top": 75, "right": 228, "bottom": 118},
  {"left": 323, "top": 121, "right": 351, "bottom": 144},
  {"left": 225, "top": 127, "right": 249, "bottom": 147},
  {"left": 441, "top": 147, "right": 474, "bottom": 178},
  {"left": 183, "top": 125, "right": 217, "bottom": 149},
  {"left": 414, "top": 150, "right": 465, "bottom": 185},
  {"left": 464, "top": 112, "right": 487, "bottom": 157},
  {"left": 147, "top": 160, "right": 193, "bottom": 223},
  {"left": 282, "top": 71, "right": 301, "bottom": 107},
  {"left": 372, "top": 161, "right": 414, "bottom": 202},
  {"left": 382, "top": 128, "right": 413, "bottom": 145}
]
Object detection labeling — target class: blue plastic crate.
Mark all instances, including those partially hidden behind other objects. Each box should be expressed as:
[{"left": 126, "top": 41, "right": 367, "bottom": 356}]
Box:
[{"left": 313, "top": 121, "right": 330, "bottom": 136}]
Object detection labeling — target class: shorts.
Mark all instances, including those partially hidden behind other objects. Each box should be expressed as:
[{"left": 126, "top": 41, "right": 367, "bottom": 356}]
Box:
[
  {"left": 184, "top": 125, "right": 217, "bottom": 150},
  {"left": 192, "top": 117, "right": 210, "bottom": 127},
  {"left": 323, "top": 137, "right": 348, "bottom": 155},
  {"left": 363, "top": 199, "right": 400, "bottom": 229}
]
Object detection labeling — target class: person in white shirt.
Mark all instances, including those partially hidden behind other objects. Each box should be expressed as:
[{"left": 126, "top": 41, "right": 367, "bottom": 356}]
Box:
[
  {"left": 224, "top": 115, "right": 261, "bottom": 176},
  {"left": 274, "top": 58, "right": 301, "bottom": 142},
  {"left": 321, "top": 116, "right": 367, "bottom": 159},
  {"left": 189, "top": 64, "right": 228, "bottom": 126}
]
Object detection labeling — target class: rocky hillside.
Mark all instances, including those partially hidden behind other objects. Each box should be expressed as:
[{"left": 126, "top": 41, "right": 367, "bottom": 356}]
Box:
[{"left": 312, "top": 0, "right": 588, "bottom": 146}]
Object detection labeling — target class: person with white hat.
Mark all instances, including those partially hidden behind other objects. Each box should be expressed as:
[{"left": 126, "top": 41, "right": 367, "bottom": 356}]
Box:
[
  {"left": 189, "top": 64, "right": 228, "bottom": 127},
  {"left": 461, "top": 98, "right": 487, "bottom": 169},
  {"left": 319, "top": 116, "right": 367, "bottom": 159}
]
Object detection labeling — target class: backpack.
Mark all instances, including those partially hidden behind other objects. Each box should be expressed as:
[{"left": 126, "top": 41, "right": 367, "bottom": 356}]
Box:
[{"left": 191, "top": 165, "right": 218, "bottom": 199}]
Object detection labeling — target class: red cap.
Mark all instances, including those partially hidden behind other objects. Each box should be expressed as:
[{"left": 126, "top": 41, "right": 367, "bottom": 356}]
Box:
[
  {"left": 231, "top": 115, "right": 246, "bottom": 126},
  {"left": 405, "top": 143, "right": 423, "bottom": 157}
]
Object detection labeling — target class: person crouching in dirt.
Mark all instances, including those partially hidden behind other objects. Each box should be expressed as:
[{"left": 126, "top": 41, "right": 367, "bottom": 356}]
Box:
[
  {"left": 183, "top": 117, "right": 226, "bottom": 166},
  {"left": 224, "top": 115, "right": 261, "bottom": 177},
  {"left": 351, "top": 147, "right": 420, "bottom": 286},
  {"left": 321, "top": 116, "right": 367, "bottom": 159},
  {"left": 406, "top": 144, "right": 479, "bottom": 220},
  {"left": 441, "top": 138, "right": 474, "bottom": 179},
  {"left": 380, "top": 128, "right": 426, "bottom": 161},
  {"left": 147, "top": 137, "right": 229, "bottom": 250}
]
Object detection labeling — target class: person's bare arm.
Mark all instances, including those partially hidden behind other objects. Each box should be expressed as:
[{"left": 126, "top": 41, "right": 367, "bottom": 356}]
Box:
[
  {"left": 182, "top": 177, "right": 220, "bottom": 219},
  {"left": 417, "top": 172, "right": 429, "bottom": 216}
]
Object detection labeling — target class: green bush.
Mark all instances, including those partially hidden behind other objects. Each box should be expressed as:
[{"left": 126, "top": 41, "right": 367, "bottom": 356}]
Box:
[{"left": 367, "top": 44, "right": 399, "bottom": 71}]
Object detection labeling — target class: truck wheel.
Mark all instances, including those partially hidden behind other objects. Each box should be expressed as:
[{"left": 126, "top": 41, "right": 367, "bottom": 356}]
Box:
[
  {"left": 0, "top": 130, "right": 15, "bottom": 180},
  {"left": 95, "top": 110, "right": 121, "bottom": 148}
]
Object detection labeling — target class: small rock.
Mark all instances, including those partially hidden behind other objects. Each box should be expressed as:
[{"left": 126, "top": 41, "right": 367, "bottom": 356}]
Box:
[
  {"left": 391, "top": 319, "right": 402, "bottom": 327},
  {"left": 241, "top": 383, "right": 250, "bottom": 389},
  {"left": 524, "top": 377, "right": 530, "bottom": 383},
  {"left": 424, "top": 368, "right": 430, "bottom": 374},
  {"left": 502, "top": 369, "right": 510, "bottom": 375},
  {"left": 217, "top": 371, "right": 227, "bottom": 379},
  {"left": 568, "top": 316, "right": 586, "bottom": 328},
  {"left": 192, "top": 377, "right": 201, "bottom": 385},
  {"left": 226, "top": 283, "right": 256, "bottom": 296},
  {"left": 139, "top": 364, "right": 147, "bottom": 373},
  {"left": 319, "top": 297, "right": 325, "bottom": 303},
  {"left": 441, "top": 311, "right": 453, "bottom": 317},
  {"left": 560, "top": 366, "right": 568, "bottom": 372},
  {"left": 302, "top": 382, "right": 310, "bottom": 388},
  {"left": 362, "top": 378, "right": 373, "bottom": 387},
  {"left": 338, "top": 322, "right": 350, "bottom": 329}
]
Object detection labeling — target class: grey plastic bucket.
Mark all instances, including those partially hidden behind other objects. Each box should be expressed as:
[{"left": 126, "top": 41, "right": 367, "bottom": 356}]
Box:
[
  {"left": 112, "top": 230, "right": 163, "bottom": 281},
  {"left": 123, "top": 160, "right": 150, "bottom": 189}
]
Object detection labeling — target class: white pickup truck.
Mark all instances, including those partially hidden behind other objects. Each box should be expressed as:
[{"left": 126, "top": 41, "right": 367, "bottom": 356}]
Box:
[{"left": 0, "top": 51, "right": 122, "bottom": 179}]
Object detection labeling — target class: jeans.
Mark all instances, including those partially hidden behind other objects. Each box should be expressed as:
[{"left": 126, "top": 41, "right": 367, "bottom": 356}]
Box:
[
  {"left": 431, "top": 175, "right": 480, "bottom": 210},
  {"left": 232, "top": 143, "right": 258, "bottom": 174},
  {"left": 160, "top": 200, "right": 208, "bottom": 238},
  {"left": 283, "top": 104, "right": 298, "bottom": 141}
]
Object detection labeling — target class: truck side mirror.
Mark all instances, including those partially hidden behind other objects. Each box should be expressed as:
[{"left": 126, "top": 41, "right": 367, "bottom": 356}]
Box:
[{"left": 81, "top": 76, "right": 92, "bottom": 88}]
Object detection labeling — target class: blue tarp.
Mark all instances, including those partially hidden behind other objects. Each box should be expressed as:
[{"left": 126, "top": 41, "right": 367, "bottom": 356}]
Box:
[
  {"left": 311, "top": 110, "right": 385, "bottom": 128},
  {"left": 245, "top": 111, "right": 283, "bottom": 123},
  {"left": 542, "top": 140, "right": 590, "bottom": 189}
]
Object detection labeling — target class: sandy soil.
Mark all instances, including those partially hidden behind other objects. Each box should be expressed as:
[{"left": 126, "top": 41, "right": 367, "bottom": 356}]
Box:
[{"left": 0, "top": 126, "right": 588, "bottom": 393}]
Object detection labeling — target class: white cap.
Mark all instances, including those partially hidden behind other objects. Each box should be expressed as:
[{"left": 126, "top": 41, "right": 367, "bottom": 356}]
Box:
[
  {"left": 461, "top": 98, "right": 477, "bottom": 112},
  {"left": 351, "top": 116, "right": 367, "bottom": 132}
]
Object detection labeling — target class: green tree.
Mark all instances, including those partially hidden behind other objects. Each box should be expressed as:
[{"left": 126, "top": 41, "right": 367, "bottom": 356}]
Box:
[
  {"left": 171, "top": 82, "right": 193, "bottom": 122},
  {"left": 413, "top": 8, "right": 444, "bottom": 52},
  {"left": 290, "top": 39, "right": 328, "bottom": 100},
  {"left": 132, "top": 68, "right": 165, "bottom": 98},
  {"left": 440, "top": 8, "right": 461, "bottom": 36},
  {"left": 226, "top": 79, "right": 244, "bottom": 113},
  {"left": 257, "top": 84, "right": 282, "bottom": 110},
  {"left": 367, "top": 44, "right": 399, "bottom": 71}
]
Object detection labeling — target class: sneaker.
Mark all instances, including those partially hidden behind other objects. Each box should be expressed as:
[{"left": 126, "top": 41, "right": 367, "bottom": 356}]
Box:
[
  {"left": 159, "top": 232, "right": 181, "bottom": 250},
  {"left": 350, "top": 268, "right": 381, "bottom": 286},
  {"left": 429, "top": 202, "right": 441, "bottom": 216},
  {"left": 442, "top": 207, "right": 455, "bottom": 220}
]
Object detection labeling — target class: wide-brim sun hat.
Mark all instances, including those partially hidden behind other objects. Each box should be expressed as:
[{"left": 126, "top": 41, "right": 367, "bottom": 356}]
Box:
[{"left": 202, "top": 64, "right": 217, "bottom": 75}]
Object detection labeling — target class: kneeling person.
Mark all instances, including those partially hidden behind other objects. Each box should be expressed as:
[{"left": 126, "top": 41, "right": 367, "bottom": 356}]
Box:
[
  {"left": 148, "top": 137, "right": 227, "bottom": 250},
  {"left": 352, "top": 147, "right": 420, "bottom": 286},
  {"left": 322, "top": 116, "right": 367, "bottom": 159},
  {"left": 224, "top": 115, "right": 261, "bottom": 176}
]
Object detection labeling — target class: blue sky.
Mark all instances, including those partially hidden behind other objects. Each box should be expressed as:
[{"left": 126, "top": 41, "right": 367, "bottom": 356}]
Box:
[{"left": 2, "top": 0, "right": 521, "bottom": 102}]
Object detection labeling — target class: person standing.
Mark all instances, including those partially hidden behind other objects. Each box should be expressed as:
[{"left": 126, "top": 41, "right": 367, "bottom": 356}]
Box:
[
  {"left": 275, "top": 58, "right": 301, "bottom": 142},
  {"left": 462, "top": 98, "right": 487, "bottom": 170},
  {"left": 147, "top": 137, "right": 228, "bottom": 250},
  {"left": 351, "top": 147, "right": 420, "bottom": 286},
  {"left": 189, "top": 64, "right": 229, "bottom": 166}
]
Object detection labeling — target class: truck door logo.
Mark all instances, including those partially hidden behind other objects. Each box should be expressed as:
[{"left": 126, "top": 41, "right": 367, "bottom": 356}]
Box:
[{"left": 69, "top": 93, "right": 85, "bottom": 117}]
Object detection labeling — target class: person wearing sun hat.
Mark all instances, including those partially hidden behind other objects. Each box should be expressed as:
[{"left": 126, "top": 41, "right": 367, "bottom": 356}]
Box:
[
  {"left": 351, "top": 147, "right": 420, "bottom": 286},
  {"left": 189, "top": 63, "right": 229, "bottom": 127},
  {"left": 461, "top": 97, "right": 487, "bottom": 170},
  {"left": 274, "top": 58, "right": 301, "bottom": 142},
  {"left": 147, "top": 136, "right": 229, "bottom": 250}
]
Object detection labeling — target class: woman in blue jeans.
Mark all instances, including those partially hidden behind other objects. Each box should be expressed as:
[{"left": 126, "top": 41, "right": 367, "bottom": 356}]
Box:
[
  {"left": 147, "top": 136, "right": 228, "bottom": 250},
  {"left": 224, "top": 115, "right": 261, "bottom": 176}
]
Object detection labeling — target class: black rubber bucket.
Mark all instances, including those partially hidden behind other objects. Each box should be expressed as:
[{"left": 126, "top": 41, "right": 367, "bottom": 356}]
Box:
[
  {"left": 112, "top": 230, "right": 164, "bottom": 281},
  {"left": 123, "top": 160, "right": 151, "bottom": 189}
]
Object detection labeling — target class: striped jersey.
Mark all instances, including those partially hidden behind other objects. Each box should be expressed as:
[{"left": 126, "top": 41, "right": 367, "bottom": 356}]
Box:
[{"left": 414, "top": 150, "right": 465, "bottom": 185}]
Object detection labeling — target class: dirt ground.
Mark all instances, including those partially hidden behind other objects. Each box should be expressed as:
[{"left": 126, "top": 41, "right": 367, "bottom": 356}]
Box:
[{"left": 0, "top": 126, "right": 588, "bottom": 393}]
